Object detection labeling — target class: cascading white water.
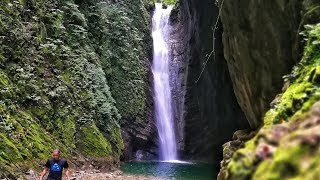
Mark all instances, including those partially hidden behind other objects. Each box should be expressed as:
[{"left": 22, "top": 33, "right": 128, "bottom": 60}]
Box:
[{"left": 152, "top": 3, "right": 178, "bottom": 161}]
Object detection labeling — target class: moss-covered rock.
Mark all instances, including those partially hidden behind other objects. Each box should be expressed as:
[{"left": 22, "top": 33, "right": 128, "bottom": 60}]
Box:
[
  {"left": 265, "top": 23, "right": 320, "bottom": 126},
  {"left": 219, "top": 22, "right": 320, "bottom": 180},
  {"left": 0, "top": 0, "right": 156, "bottom": 175},
  {"left": 73, "top": 0, "right": 156, "bottom": 160},
  {"left": 0, "top": 0, "right": 155, "bottom": 176},
  {"left": 217, "top": 0, "right": 320, "bottom": 128}
]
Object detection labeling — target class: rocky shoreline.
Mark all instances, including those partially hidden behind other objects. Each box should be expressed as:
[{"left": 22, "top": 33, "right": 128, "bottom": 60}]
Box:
[{"left": 25, "top": 169, "right": 158, "bottom": 180}]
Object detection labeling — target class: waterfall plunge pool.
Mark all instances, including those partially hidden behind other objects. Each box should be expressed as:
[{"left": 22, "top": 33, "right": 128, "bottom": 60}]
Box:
[{"left": 120, "top": 161, "right": 217, "bottom": 180}]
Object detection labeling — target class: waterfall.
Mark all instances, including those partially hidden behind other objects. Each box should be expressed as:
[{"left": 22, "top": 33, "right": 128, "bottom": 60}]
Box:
[{"left": 152, "top": 3, "right": 178, "bottom": 161}]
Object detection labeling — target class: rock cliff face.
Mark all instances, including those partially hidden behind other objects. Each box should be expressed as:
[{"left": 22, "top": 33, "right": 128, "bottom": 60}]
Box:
[
  {"left": 0, "top": 0, "right": 154, "bottom": 177},
  {"left": 218, "top": 22, "right": 320, "bottom": 179},
  {"left": 78, "top": 0, "right": 157, "bottom": 161},
  {"left": 216, "top": 0, "right": 320, "bottom": 179},
  {"left": 0, "top": 0, "right": 124, "bottom": 176},
  {"left": 174, "top": 0, "right": 320, "bottom": 166},
  {"left": 218, "top": 0, "right": 320, "bottom": 128},
  {"left": 172, "top": 0, "right": 250, "bottom": 162}
]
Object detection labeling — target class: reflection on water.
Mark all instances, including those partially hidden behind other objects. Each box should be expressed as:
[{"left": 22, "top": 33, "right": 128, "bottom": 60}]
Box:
[{"left": 121, "top": 161, "right": 217, "bottom": 180}]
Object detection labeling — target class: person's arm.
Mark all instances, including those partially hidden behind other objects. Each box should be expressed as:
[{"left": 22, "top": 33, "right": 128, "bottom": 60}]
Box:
[
  {"left": 39, "top": 167, "right": 48, "bottom": 180},
  {"left": 63, "top": 160, "right": 71, "bottom": 180},
  {"left": 65, "top": 168, "right": 70, "bottom": 180}
]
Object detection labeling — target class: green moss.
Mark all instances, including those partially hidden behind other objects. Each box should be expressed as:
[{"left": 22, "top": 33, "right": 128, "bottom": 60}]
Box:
[
  {"left": 263, "top": 23, "right": 320, "bottom": 126},
  {"left": 145, "top": 0, "right": 177, "bottom": 5},
  {"left": 253, "top": 145, "right": 308, "bottom": 179},
  {"left": 271, "top": 80, "right": 313, "bottom": 123},
  {"left": 108, "top": 125, "right": 125, "bottom": 156},
  {"left": 264, "top": 109, "right": 277, "bottom": 126},
  {"left": 0, "top": 71, "right": 9, "bottom": 86},
  {"left": 87, "top": 1, "right": 149, "bottom": 116},
  {"left": 251, "top": 124, "right": 320, "bottom": 179},
  {"left": 0, "top": 0, "right": 154, "bottom": 176},
  {"left": 77, "top": 124, "right": 113, "bottom": 157},
  {"left": 55, "top": 59, "right": 64, "bottom": 69},
  {"left": 51, "top": 116, "right": 76, "bottom": 149},
  {"left": 79, "top": 0, "right": 152, "bottom": 132},
  {"left": 61, "top": 71, "right": 72, "bottom": 85},
  {"left": 164, "top": 0, "right": 177, "bottom": 5},
  {"left": 227, "top": 151, "right": 255, "bottom": 180},
  {"left": 0, "top": 108, "right": 54, "bottom": 163},
  {"left": 0, "top": 133, "right": 23, "bottom": 162},
  {"left": 0, "top": 54, "right": 6, "bottom": 64},
  {"left": 225, "top": 134, "right": 259, "bottom": 179},
  {"left": 225, "top": 23, "right": 320, "bottom": 179}
]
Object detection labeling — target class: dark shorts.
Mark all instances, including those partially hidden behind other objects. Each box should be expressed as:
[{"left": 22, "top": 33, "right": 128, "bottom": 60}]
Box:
[{"left": 46, "top": 177, "right": 62, "bottom": 180}]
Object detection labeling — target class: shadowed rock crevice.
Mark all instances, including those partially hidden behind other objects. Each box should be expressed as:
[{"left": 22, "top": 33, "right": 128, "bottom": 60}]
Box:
[
  {"left": 217, "top": 0, "right": 320, "bottom": 128},
  {"left": 171, "top": 0, "right": 250, "bottom": 162}
]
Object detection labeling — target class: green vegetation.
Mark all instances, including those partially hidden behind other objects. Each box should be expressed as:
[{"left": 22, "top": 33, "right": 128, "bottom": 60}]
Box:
[
  {"left": 225, "top": 23, "right": 320, "bottom": 179},
  {"left": 264, "top": 23, "right": 320, "bottom": 126},
  {"left": 164, "top": 0, "right": 177, "bottom": 5},
  {"left": 144, "top": 0, "right": 177, "bottom": 6},
  {"left": 0, "top": 0, "right": 151, "bottom": 177},
  {"left": 78, "top": 0, "right": 152, "bottom": 124}
]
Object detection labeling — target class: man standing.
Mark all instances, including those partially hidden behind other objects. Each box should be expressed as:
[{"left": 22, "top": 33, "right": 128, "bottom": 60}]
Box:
[{"left": 39, "top": 149, "right": 71, "bottom": 180}]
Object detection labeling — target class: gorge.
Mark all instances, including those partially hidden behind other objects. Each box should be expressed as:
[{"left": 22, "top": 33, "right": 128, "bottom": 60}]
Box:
[{"left": 1, "top": 0, "right": 320, "bottom": 179}]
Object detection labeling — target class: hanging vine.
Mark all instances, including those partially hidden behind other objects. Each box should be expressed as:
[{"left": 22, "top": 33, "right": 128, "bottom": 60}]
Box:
[{"left": 195, "top": 0, "right": 225, "bottom": 84}]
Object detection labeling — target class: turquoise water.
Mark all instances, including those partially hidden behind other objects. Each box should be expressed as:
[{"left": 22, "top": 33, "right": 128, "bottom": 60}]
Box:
[{"left": 121, "top": 161, "right": 217, "bottom": 180}]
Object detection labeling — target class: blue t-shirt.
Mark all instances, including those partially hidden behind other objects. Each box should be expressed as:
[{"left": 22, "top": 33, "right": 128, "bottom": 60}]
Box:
[{"left": 45, "top": 158, "right": 69, "bottom": 180}]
